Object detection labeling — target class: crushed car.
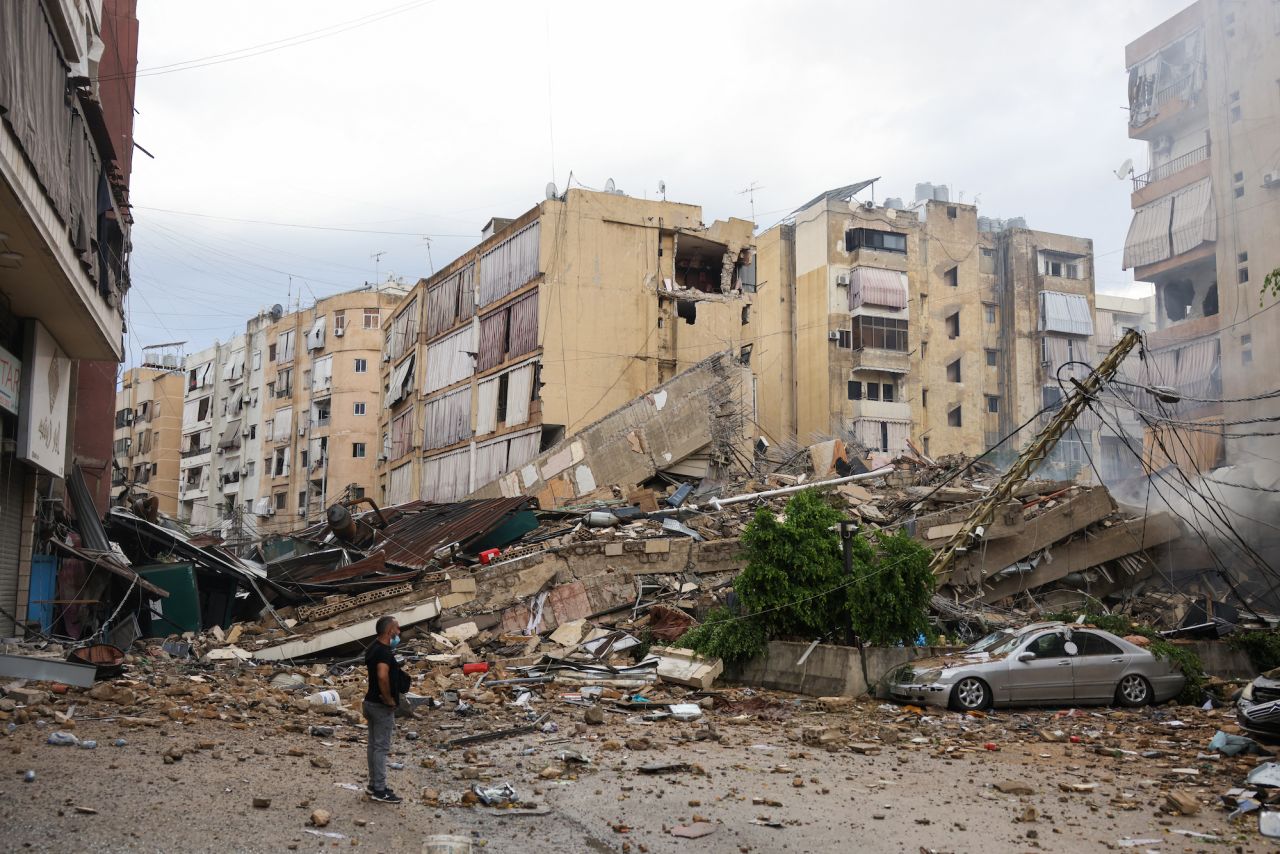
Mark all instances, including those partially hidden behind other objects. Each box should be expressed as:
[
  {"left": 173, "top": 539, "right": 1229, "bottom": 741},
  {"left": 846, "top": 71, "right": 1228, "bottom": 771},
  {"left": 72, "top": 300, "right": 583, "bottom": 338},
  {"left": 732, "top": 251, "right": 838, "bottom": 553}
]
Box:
[
  {"left": 1237, "top": 666, "right": 1280, "bottom": 742},
  {"left": 886, "top": 621, "right": 1186, "bottom": 711}
]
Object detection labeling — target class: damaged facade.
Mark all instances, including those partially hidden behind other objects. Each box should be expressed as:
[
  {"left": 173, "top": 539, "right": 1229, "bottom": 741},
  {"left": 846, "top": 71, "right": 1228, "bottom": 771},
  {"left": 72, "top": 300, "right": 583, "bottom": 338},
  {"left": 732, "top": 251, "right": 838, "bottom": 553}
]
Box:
[
  {"left": 1121, "top": 0, "right": 1280, "bottom": 475},
  {"left": 0, "top": 0, "right": 139, "bottom": 634},
  {"left": 113, "top": 346, "right": 185, "bottom": 518},
  {"left": 376, "top": 188, "right": 761, "bottom": 505},
  {"left": 756, "top": 181, "right": 1099, "bottom": 470}
]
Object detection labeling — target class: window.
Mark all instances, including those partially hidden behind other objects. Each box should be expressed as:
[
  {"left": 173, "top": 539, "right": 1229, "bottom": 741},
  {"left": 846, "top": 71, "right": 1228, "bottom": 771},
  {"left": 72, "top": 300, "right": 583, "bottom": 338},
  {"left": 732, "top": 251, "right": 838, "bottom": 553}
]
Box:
[
  {"left": 248, "top": 424, "right": 256, "bottom": 440},
  {"left": 1238, "top": 251, "right": 1248, "bottom": 264},
  {"left": 1234, "top": 171, "right": 1244, "bottom": 183},
  {"left": 334, "top": 311, "right": 346, "bottom": 336},
  {"left": 986, "top": 395, "right": 999, "bottom": 413},
  {"left": 1243, "top": 333, "right": 1253, "bottom": 365},
  {"left": 354, "top": 401, "right": 366, "bottom": 416},
  {"left": 882, "top": 383, "right": 895, "bottom": 403},
  {"left": 352, "top": 442, "right": 367, "bottom": 458},
  {"left": 947, "top": 405, "right": 962, "bottom": 427},
  {"left": 274, "top": 492, "right": 287, "bottom": 510},
  {"left": 741, "top": 305, "right": 750, "bottom": 325},
  {"left": 946, "top": 206, "right": 957, "bottom": 219},
  {"left": 946, "top": 312, "right": 960, "bottom": 339},
  {"left": 984, "top": 304, "right": 996, "bottom": 324},
  {"left": 300, "top": 449, "right": 309, "bottom": 469},
  {"left": 985, "top": 348, "right": 998, "bottom": 367},
  {"left": 1073, "top": 632, "right": 1121, "bottom": 656},
  {"left": 1239, "top": 266, "right": 1250, "bottom": 284},
  {"left": 946, "top": 359, "right": 961, "bottom": 382},
  {"left": 246, "top": 461, "right": 255, "bottom": 477},
  {"left": 351, "top": 487, "right": 365, "bottom": 499},
  {"left": 845, "top": 228, "right": 907, "bottom": 254},
  {"left": 837, "top": 329, "right": 851, "bottom": 348},
  {"left": 1230, "top": 104, "right": 1242, "bottom": 123},
  {"left": 363, "top": 308, "right": 380, "bottom": 329},
  {"left": 298, "top": 491, "right": 307, "bottom": 511},
  {"left": 1234, "top": 185, "right": 1245, "bottom": 199},
  {"left": 354, "top": 358, "right": 368, "bottom": 373},
  {"left": 850, "top": 316, "right": 909, "bottom": 351},
  {"left": 866, "top": 382, "right": 880, "bottom": 401},
  {"left": 252, "top": 350, "right": 262, "bottom": 371},
  {"left": 847, "top": 381, "right": 861, "bottom": 401},
  {"left": 979, "top": 247, "right": 995, "bottom": 274},
  {"left": 1026, "top": 631, "right": 1068, "bottom": 658},
  {"left": 921, "top": 389, "right": 927, "bottom": 409},
  {"left": 945, "top": 267, "right": 958, "bottom": 287}
]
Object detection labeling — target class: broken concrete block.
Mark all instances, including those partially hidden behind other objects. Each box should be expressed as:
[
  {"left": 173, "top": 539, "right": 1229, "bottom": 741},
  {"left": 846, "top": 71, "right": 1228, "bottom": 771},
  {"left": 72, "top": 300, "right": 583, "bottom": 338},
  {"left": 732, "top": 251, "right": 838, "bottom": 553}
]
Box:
[
  {"left": 604, "top": 542, "right": 625, "bottom": 557},
  {"left": 442, "top": 623, "right": 479, "bottom": 643},
  {"left": 548, "top": 619, "right": 586, "bottom": 648},
  {"left": 995, "top": 781, "right": 1036, "bottom": 796},
  {"left": 438, "top": 592, "right": 475, "bottom": 610},
  {"left": 449, "top": 577, "right": 477, "bottom": 595},
  {"left": 643, "top": 538, "right": 670, "bottom": 554},
  {"left": 1165, "top": 790, "right": 1199, "bottom": 815},
  {"left": 651, "top": 646, "right": 723, "bottom": 690}
]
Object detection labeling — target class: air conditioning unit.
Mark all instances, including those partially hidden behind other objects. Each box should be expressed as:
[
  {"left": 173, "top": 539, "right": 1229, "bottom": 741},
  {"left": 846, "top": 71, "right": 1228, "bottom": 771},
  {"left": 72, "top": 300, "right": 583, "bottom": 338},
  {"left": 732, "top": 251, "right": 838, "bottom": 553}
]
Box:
[
  {"left": 827, "top": 331, "right": 839, "bottom": 341},
  {"left": 862, "top": 200, "right": 875, "bottom": 209},
  {"left": 265, "top": 507, "right": 275, "bottom": 516},
  {"left": 240, "top": 466, "right": 249, "bottom": 476},
  {"left": 334, "top": 327, "right": 344, "bottom": 337},
  {"left": 298, "top": 426, "right": 306, "bottom": 436},
  {"left": 1263, "top": 171, "right": 1280, "bottom": 188},
  {"left": 836, "top": 273, "right": 850, "bottom": 286},
  {"left": 297, "top": 508, "right": 305, "bottom": 516}
]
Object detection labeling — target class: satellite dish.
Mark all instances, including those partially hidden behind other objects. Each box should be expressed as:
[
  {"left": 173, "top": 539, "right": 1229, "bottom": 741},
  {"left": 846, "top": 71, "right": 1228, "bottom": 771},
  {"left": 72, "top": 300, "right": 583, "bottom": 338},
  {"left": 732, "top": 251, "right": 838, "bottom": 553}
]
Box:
[
  {"left": 657, "top": 180, "right": 666, "bottom": 196},
  {"left": 1114, "top": 158, "right": 1134, "bottom": 179},
  {"left": 545, "top": 181, "right": 558, "bottom": 200},
  {"left": 604, "top": 178, "right": 615, "bottom": 193},
  {"left": 269, "top": 303, "right": 284, "bottom": 321}
]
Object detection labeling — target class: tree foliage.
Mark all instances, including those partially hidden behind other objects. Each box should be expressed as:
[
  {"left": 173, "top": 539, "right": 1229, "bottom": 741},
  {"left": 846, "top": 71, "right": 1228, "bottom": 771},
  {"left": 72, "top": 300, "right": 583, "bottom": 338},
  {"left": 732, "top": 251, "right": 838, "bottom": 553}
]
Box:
[
  {"left": 1263, "top": 267, "right": 1280, "bottom": 304},
  {"left": 678, "top": 489, "right": 936, "bottom": 662}
]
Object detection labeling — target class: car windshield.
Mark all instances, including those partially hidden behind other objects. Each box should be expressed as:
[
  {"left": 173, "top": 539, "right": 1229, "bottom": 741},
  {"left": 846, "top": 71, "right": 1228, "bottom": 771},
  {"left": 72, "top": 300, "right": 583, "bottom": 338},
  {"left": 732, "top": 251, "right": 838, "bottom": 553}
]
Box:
[
  {"left": 985, "top": 632, "right": 1029, "bottom": 657},
  {"left": 965, "top": 631, "right": 1012, "bottom": 654}
]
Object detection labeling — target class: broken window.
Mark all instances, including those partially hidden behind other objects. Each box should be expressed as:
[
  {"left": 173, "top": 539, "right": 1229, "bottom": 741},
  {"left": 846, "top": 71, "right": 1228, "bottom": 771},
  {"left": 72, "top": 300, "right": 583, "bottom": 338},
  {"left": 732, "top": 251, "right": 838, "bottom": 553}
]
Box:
[
  {"left": 946, "top": 312, "right": 960, "bottom": 339},
  {"left": 1202, "top": 283, "right": 1218, "bottom": 317},
  {"left": 738, "top": 344, "right": 753, "bottom": 366},
  {"left": 947, "top": 206, "right": 958, "bottom": 219},
  {"left": 947, "top": 406, "right": 962, "bottom": 427},
  {"left": 945, "top": 267, "right": 958, "bottom": 287},
  {"left": 851, "top": 316, "right": 908, "bottom": 351},
  {"left": 674, "top": 233, "right": 730, "bottom": 294},
  {"left": 848, "top": 381, "right": 861, "bottom": 401},
  {"left": 837, "top": 329, "right": 851, "bottom": 348},
  {"left": 986, "top": 395, "right": 999, "bottom": 413},
  {"left": 947, "top": 359, "right": 962, "bottom": 382},
  {"left": 845, "top": 228, "right": 907, "bottom": 254},
  {"left": 676, "top": 299, "right": 697, "bottom": 325},
  {"left": 741, "top": 305, "right": 751, "bottom": 325},
  {"left": 1162, "top": 279, "right": 1195, "bottom": 321},
  {"left": 496, "top": 372, "right": 510, "bottom": 424},
  {"left": 866, "top": 383, "right": 880, "bottom": 401},
  {"left": 197, "top": 396, "right": 211, "bottom": 421}
]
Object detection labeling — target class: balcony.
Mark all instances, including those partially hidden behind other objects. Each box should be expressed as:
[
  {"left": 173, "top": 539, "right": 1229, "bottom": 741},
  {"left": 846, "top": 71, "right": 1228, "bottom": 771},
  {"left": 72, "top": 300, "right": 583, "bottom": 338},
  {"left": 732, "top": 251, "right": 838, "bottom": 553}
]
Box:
[
  {"left": 1133, "top": 144, "right": 1209, "bottom": 191},
  {"left": 848, "top": 399, "right": 911, "bottom": 422},
  {"left": 274, "top": 386, "right": 293, "bottom": 399},
  {"left": 849, "top": 347, "right": 910, "bottom": 375},
  {"left": 181, "top": 446, "right": 212, "bottom": 459}
]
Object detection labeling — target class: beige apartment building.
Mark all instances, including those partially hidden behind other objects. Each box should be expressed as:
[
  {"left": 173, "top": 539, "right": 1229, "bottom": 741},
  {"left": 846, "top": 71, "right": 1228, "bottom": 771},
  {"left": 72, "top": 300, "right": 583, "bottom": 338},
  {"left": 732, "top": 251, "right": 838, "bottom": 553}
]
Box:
[
  {"left": 757, "top": 182, "right": 1098, "bottom": 470},
  {"left": 1122, "top": 0, "right": 1280, "bottom": 474},
  {"left": 376, "top": 188, "right": 762, "bottom": 506},
  {"left": 112, "top": 347, "right": 185, "bottom": 517},
  {"left": 254, "top": 284, "right": 406, "bottom": 534}
]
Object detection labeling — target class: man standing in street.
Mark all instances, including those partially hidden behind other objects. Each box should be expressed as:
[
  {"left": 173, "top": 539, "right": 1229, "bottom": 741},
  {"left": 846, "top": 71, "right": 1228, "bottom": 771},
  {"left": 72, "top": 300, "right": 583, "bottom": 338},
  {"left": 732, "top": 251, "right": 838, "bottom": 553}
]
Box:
[{"left": 363, "top": 616, "right": 405, "bottom": 803}]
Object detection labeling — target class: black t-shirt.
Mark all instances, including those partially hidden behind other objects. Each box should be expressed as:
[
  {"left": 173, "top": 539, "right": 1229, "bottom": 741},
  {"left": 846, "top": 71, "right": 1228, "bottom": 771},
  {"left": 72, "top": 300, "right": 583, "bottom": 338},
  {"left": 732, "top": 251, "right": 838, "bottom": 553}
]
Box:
[{"left": 364, "top": 641, "right": 402, "bottom": 705}]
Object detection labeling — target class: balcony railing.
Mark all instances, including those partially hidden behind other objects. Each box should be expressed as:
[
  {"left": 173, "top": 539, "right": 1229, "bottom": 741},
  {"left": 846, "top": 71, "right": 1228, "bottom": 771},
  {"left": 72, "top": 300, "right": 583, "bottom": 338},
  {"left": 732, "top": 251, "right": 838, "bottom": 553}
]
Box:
[
  {"left": 275, "top": 386, "right": 293, "bottom": 399},
  {"left": 1132, "top": 144, "right": 1209, "bottom": 190},
  {"left": 1130, "top": 73, "right": 1199, "bottom": 127},
  {"left": 181, "top": 446, "right": 212, "bottom": 459}
]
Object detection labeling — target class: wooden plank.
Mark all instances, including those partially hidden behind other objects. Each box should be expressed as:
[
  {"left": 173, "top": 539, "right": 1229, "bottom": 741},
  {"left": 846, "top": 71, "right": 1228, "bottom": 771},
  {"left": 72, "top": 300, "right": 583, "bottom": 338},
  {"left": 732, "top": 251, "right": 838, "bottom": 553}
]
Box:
[{"left": 979, "top": 512, "right": 1180, "bottom": 602}]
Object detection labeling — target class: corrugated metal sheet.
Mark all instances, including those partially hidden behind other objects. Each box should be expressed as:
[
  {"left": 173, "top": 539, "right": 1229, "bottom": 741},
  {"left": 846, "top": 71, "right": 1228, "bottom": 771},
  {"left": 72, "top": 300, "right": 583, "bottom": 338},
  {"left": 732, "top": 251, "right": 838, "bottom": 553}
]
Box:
[
  {"left": 505, "top": 362, "right": 535, "bottom": 427},
  {"left": 1039, "top": 292, "right": 1094, "bottom": 336},
  {"left": 387, "top": 297, "right": 419, "bottom": 362},
  {"left": 1171, "top": 177, "right": 1216, "bottom": 256},
  {"left": 425, "top": 325, "right": 476, "bottom": 393},
  {"left": 508, "top": 291, "right": 539, "bottom": 358},
  {"left": 477, "top": 309, "right": 508, "bottom": 372},
  {"left": 423, "top": 448, "right": 472, "bottom": 502},
  {"left": 373, "top": 496, "right": 536, "bottom": 571},
  {"left": 479, "top": 222, "right": 540, "bottom": 306},
  {"left": 423, "top": 386, "right": 472, "bottom": 450},
  {"left": 386, "top": 460, "right": 414, "bottom": 506},
  {"left": 848, "top": 268, "right": 907, "bottom": 310},
  {"left": 1123, "top": 196, "right": 1173, "bottom": 269}
]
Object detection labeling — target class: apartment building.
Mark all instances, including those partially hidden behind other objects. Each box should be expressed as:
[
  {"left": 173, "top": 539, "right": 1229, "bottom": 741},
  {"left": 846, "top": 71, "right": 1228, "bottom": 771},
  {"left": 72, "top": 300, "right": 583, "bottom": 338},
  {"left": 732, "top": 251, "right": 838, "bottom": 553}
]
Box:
[
  {"left": 1094, "top": 294, "right": 1157, "bottom": 481},
  {"left": 178, "top": 342, "right": 227, "bottom": 527},
  {"left": 254, "top": 284, "right": 406, "bottom": 534},
  {"left": 0, "top": 0, "right": 138, "bottom": 633},
  {"left": 1121, "top": 0, "right": 1280, "bottom": 473},
  {"left": 377, "top": 188, "right": 762, "bottom": 505},
  {"left": 757, "top": 182, "right": 1098, "bottom": 469},
  {"left": 112, "top": 346, "right": 185, "bottom": 517}
]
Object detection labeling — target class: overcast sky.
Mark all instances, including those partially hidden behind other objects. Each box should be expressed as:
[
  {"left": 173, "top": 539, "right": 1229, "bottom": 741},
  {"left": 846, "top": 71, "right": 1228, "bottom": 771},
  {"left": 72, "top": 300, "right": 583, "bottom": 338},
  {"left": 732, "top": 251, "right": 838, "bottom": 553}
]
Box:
[{"left": 125, "top": 0, "right": 1187, "bottom": 364}]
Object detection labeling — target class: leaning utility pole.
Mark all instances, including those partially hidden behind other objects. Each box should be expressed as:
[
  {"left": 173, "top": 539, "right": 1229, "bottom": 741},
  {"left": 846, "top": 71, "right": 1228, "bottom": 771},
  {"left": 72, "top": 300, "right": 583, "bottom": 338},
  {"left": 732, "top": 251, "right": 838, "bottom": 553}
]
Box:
[{"left": 928, "top": 328, "right": 1142, "bottom": 584}]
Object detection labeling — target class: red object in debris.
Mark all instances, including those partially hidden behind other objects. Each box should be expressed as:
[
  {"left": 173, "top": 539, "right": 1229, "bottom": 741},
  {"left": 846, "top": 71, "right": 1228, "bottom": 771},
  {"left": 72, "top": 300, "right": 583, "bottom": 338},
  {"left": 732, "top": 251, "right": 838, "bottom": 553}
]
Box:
[
  {"left": 50, "top": 684, "right": 68, "bottom": 694},
  {"left": 462, "top": 662, "right": 490, "bottom": 675},
  {"left": 1069, "top": 735, "right": 1082, "bottom": 744},
  {"left": 983, "top": 742, "right": 999, "bottom": 751},
  {"left": 479, "top": 548, "right": 501, "bottom": 565}
]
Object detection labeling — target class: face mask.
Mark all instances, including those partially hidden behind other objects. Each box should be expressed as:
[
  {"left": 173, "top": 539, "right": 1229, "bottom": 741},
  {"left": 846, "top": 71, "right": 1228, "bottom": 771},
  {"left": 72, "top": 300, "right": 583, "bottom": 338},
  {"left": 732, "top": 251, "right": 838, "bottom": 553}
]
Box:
[{"left": 389, "top": 635, "right": 400, "bottom": 649}]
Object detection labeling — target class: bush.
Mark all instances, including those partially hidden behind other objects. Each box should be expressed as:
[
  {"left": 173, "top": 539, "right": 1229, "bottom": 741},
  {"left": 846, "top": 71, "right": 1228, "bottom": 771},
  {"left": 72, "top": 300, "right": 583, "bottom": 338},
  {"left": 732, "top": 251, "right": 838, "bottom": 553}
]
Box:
[
  {"left": 677, "top": 489, "right": 936, "bottom": 662},
  {"left": 1228, "top": 630, "right": 1280, "bottom": 673}
]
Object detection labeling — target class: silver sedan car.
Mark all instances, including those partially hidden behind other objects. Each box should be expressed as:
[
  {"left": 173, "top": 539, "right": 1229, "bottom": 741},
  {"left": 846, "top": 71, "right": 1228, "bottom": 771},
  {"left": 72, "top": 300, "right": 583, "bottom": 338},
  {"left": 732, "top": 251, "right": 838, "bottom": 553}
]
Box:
[{"left": 886, "top": 622, "right": 1186, "bottom": 711}]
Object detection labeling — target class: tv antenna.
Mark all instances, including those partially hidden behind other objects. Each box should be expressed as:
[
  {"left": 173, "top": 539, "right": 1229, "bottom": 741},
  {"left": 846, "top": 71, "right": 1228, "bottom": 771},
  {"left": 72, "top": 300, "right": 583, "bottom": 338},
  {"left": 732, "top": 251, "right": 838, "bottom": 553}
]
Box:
[
  {"left": 738, "top": 181, "right": 763, "bottom": 223},
  {"left": 422, "top": 237, "right": 435, "bottom": 276},
  {"left": 371, "top": 250, "right": 386, "bottom": 285}
]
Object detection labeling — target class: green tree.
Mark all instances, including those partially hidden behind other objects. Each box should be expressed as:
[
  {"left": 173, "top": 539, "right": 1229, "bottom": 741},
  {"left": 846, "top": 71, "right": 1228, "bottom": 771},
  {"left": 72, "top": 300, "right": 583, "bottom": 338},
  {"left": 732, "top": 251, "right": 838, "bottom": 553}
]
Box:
[
  {"left": 1262, "top": 267, "right": 1280, "bottom": 304},
  {"left": 845, "top": 529, "right": 935, "bottom": 646}
]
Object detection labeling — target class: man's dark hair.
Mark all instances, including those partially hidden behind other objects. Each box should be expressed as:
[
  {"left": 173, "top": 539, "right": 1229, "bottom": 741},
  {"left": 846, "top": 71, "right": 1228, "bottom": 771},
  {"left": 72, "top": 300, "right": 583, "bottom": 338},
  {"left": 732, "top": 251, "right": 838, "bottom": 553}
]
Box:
[{"left": 375, "top": 616, "right": 396, "bottom": 636}]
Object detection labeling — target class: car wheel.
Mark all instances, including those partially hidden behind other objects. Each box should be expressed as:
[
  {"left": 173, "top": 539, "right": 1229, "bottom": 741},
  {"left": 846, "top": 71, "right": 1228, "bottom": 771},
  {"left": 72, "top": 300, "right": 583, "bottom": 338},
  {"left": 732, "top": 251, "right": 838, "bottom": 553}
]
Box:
[
  {"left": 950, "top": 677, "right": 991, "bottom": 711},
  {"left": 1116, "top": 674, "right": 1152, "bottom": 707}
]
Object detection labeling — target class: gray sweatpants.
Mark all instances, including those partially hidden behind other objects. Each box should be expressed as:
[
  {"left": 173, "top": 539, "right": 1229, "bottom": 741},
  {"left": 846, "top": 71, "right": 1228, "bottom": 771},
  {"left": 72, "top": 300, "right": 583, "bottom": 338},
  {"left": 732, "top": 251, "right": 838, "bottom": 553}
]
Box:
[{"left": 363, "top": 700, "right": 395, "bottom": 792}]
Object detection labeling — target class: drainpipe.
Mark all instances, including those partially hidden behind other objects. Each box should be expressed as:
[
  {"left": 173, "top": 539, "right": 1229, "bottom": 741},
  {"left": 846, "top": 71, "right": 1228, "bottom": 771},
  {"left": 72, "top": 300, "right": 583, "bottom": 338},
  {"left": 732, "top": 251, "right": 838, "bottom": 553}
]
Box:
[{"left": 701, "top": 465, "right": 893, "bottom": 510}]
